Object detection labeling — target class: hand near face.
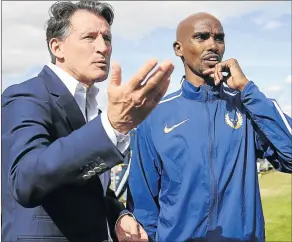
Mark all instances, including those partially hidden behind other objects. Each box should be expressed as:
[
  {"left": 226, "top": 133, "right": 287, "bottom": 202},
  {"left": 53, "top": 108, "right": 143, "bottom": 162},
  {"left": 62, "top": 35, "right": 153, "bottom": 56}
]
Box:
[
  {"left": 115, "top": 215, "right": 148, "bottom": 242},
  {"left": 203, "top": 58, "right": 249, "bottom": 92},
  {"left": 107, "top": 59, "right": 174, "bottom": 134}
]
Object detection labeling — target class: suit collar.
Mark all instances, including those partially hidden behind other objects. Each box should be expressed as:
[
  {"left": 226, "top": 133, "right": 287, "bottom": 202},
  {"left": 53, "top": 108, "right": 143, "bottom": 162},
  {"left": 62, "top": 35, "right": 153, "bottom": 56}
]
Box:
[{"left": 39, "top": 65, "right": 86, "bottom": 130}]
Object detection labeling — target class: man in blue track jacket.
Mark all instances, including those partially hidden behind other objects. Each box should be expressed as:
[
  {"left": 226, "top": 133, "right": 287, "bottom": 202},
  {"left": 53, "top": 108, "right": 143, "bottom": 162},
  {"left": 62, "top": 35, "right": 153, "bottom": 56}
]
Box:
[{"left": 127, "top": 12, "right": 292, "bottom": 242}]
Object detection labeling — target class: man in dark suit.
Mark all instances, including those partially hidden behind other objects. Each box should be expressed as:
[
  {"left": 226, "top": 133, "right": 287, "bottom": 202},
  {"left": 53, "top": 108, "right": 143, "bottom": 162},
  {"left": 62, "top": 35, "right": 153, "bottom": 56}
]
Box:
[{"left": 1, "top": 1, "right": 174, "bottom": 242}]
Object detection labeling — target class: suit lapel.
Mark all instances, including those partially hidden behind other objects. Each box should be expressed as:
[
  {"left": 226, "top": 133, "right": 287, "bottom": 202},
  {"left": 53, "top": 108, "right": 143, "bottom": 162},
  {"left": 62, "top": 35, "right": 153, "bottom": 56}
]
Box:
[
  {"left": 57, "top": 93, "right": 86, "bottom": 131},
  {"left": 40, "top": 65, "right": 86, "bottom": 131}
]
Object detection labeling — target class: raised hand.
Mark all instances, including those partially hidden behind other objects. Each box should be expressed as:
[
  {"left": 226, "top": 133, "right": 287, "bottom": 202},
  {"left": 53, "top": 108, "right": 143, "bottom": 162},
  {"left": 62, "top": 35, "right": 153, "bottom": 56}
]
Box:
[
  {"left": 107, "top": 59, "right": 174, "bottom": 134},
  {"left": 203, "top": 58, "right": 249, "bottom": 92}
]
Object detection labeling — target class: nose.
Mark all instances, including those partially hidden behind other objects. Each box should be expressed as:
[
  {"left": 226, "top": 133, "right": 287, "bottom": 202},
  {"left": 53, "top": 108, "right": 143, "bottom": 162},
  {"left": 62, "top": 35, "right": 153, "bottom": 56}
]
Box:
[
  {"left": 206, "top": 37, "right": 219, "bottom": 53},
  {"left": 94, "top": 34, "right": 108, "bottom": 55}
]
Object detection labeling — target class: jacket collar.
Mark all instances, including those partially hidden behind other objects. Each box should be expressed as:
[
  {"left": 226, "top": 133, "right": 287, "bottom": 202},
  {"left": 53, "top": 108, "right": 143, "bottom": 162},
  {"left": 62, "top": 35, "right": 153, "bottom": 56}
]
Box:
[
  {"left": 181, "top": 76, "right": 221, "bottom": 102},
  {"left": 38, "top": 65, "right": 86, "bottom": 130}
]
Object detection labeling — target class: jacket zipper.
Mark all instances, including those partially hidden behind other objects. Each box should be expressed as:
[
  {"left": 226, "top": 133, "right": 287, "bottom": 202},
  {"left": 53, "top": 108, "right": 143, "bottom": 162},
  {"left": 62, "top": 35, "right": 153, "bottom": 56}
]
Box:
[{"left": 205, "top": 90, "right": 217, "bottom": 229}]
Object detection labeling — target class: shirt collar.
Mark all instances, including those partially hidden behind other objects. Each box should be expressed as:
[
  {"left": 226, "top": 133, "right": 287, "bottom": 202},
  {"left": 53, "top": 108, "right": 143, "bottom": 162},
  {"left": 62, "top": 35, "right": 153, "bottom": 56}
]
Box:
[{"left": 47, "top": 62, "right": 99, "bottom": 98}]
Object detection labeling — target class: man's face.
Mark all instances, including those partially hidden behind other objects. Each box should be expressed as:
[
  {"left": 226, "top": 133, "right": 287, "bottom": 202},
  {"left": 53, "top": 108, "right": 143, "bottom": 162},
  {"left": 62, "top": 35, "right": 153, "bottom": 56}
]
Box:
[
  {"left": 60, "top": 10, "right": 112, "bottom": 84},
  {"left": 175, "top": 17, "right": 225, "bottom": 76}
]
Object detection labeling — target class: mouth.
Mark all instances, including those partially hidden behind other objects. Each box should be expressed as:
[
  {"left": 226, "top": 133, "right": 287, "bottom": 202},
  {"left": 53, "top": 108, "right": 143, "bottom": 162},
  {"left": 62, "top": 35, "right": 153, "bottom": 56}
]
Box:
[
  {"left": 202, "top": 54, "right": 220, "bottom": 66},
  {"left": 92, "top": 60, "right": 108, "bottom": 68}
]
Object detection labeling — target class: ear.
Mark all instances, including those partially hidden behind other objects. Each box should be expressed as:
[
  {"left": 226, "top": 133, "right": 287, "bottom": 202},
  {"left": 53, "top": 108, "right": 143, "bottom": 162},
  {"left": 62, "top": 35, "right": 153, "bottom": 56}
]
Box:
[
  {"left": 173, "top": 41, "right": 183, "bottom": 57},
  {"left": 49, "top": 38, "right": 65, "bottom": 60}
]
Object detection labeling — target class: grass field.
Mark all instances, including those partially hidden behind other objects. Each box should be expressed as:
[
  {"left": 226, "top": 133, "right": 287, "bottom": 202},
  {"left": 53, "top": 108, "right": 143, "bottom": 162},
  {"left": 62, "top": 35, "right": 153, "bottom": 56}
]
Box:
[{"left": 259, "top": 171, "right": 292, "bottom": 242}]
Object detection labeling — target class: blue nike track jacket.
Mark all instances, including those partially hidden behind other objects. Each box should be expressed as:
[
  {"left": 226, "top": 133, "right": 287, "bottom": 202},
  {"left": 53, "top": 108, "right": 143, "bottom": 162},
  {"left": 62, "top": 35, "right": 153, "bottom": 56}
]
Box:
[{"left": 128, "top": 79, "right": 292, "bottom": 242}]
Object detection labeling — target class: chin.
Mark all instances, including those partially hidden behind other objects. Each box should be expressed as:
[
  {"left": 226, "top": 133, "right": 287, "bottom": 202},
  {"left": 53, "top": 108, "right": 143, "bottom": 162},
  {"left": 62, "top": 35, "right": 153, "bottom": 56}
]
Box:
[{"left": 92, "top": 70, "right": 109, "bottom": 83}]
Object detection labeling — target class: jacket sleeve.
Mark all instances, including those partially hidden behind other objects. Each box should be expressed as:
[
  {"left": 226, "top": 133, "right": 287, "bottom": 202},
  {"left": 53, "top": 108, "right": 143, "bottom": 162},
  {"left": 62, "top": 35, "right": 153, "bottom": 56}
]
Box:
[
  {"left": 104, "top": 188, "right": 126, "bottom": 239},
  {"left": 241, "top": 81, "right": 292, "bottom": 173},
  {"left": 2, "top": 88, "right": 124, "bottom": 208},
  {"left": 127, "top": 124, "right": 161, "bottom": 241}
]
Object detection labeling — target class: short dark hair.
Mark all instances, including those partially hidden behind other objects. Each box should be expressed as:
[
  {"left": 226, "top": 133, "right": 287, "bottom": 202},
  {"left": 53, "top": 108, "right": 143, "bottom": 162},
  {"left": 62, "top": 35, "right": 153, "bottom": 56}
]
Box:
[{"left": 45, "top": 0, "right": 114, "bottom": 64}]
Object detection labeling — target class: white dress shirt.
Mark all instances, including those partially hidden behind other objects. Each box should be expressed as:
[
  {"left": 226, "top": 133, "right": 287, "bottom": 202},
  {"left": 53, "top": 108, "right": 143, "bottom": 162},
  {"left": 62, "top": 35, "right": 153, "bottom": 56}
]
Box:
[{"left": 47, "top": 63, "right": 130, "bottom": 240}]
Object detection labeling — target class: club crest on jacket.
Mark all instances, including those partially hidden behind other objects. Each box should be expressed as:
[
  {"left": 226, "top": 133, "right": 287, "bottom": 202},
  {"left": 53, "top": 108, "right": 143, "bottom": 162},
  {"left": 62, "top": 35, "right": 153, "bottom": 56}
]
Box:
[{"left": 225, "top": 111, "right": 243, "bottom": 129}]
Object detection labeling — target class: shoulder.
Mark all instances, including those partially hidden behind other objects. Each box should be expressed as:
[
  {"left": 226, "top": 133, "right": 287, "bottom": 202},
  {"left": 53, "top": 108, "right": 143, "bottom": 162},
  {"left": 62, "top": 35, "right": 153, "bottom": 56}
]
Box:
[
  {"left": 2, "top": 75, "right": 49, "bottom": 109},
  {"left": 138, "top": 89, "right": 183, "bottom": 134},
  {"left": 158, "top": 89, "right": 183, "bottom": 105}
]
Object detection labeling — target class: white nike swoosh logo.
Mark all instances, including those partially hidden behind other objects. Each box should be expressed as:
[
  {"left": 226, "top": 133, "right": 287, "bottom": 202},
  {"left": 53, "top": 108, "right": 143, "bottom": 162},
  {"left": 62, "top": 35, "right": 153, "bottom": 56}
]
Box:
[{"left": 164, "top": 119, "right": 189, "bottom": 134}]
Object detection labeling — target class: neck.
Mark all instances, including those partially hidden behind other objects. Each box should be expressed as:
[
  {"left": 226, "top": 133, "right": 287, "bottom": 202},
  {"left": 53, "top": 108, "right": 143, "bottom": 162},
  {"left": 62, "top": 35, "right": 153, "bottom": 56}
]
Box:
[
  {"left": 55, "top": 62, "right": 92, "bottom": 89},
  {"left": 184, "top": 67, "right": 214, "bottom": 88}
]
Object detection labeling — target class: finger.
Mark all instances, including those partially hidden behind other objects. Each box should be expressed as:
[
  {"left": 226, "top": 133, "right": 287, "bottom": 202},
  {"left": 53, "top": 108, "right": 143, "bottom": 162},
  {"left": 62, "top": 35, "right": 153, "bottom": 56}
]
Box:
[
  {"left": 217, "top": 64, "right": 224, "bottom": 83},
  {"left": 109, "top": 61, "right": 122, "bottom": 87},
  {"left": 117, "top": 231, "right": 131, "bottom": 242},
  {"left": 152, "top": 76, "right": 171, "bottom": 104},
  {"left": 202, "top": 67, "right": 215, "bottom": 75},
  {"left": 138, "top": 225, "right": 149, "bottom": 240},
  {"left": 214, "top": 64, "right": 220, "bottom": 85},
  {"left": 121, "top": 233, "right": 132, "bottom": 242},
  {"left": 129, "top": 222, "right": 139, "bottom": 240},
  {"left": 141, "top": 60, "right": 174, "bottom": 95},
  {"left": 216, "top": 60, "right": 231, "bottom": 73},
  {"left": 129, "top": 59, "right": 158, "bottom": 89},
  {"left": 209, "top": 73, "right": 215, "bottom": 79}
]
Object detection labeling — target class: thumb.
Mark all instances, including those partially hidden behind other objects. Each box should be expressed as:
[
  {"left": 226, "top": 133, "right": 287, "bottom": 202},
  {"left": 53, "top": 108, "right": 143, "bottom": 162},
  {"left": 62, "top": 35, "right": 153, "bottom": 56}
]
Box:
[
  {"left": 138, "top": 225, "right": 149, "bottom": 240},
  {"left": 129, "top": 222, "right": 139, "bottom": 240},
  {"left": 109, "top": 61, "right": 122, "bottom": 87}
]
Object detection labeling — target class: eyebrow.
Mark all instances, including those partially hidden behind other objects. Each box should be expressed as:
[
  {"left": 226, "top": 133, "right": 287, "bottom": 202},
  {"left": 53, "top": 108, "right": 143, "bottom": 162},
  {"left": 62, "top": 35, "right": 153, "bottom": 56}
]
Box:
[
  {"left": 194, "top": 31, "right": 225, "bottom": 37},
  {"left": 81, "top": 30, "right": 112, "bottom": 37}
]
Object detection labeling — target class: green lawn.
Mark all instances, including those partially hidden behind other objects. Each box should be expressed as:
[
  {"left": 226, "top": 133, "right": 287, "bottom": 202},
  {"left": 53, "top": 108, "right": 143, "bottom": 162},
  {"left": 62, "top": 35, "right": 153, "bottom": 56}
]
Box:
[{"left": 259, "top": 171, "right": 292, "bottom": 242}]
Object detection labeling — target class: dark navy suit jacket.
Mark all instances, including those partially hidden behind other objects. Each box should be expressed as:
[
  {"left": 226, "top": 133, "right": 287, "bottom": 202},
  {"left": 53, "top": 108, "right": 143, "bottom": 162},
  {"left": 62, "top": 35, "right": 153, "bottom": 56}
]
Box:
[{"left": 1, "top": 66, "right": 127, "bottom": 242}]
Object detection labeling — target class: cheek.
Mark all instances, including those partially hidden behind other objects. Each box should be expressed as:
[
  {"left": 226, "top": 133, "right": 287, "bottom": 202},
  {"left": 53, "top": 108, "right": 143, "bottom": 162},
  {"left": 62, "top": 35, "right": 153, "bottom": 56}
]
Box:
[
  {"left": 220, "top": 45, "right": 225, "bottom": 55},
  {"left": 185, "top": 43, "right": 202, "bottom": 59},
  {"left": 66, "top": 43, "right": 92, "bottom": 60},
  {"left": 106, "top": 45, "right": 112, "bottom": 58},
  {"left": 187, "top": 48, "right": 201, "bottom": 62}
]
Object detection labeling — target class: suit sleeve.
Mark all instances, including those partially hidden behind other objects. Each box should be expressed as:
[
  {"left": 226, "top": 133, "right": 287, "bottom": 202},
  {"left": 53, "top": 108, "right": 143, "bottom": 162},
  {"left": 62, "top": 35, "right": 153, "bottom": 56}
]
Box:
[
  {"left": 127, "top": 123, "right": 161, "bottom": 241},
  {"left": 104, "top": 188, "right": 127, "bottom": 239},
  {"left": 241, "top": 81, "right": 292, "bottom": 173},
  {"left": 2, "top": 88, "right": 124, "bottom": 208}
]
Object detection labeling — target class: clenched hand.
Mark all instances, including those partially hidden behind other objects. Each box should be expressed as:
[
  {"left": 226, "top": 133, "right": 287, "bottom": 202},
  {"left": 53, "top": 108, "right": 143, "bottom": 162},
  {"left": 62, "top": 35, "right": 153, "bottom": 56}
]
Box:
[
  {"left": 203, "top": 58, "right": 249, "bottom": 92},
  {"left": 107, "top": 59, "right": 174, "bottom": 134},
  {"left": 116, "top": 215, "right": 148, "bottom": 242}
]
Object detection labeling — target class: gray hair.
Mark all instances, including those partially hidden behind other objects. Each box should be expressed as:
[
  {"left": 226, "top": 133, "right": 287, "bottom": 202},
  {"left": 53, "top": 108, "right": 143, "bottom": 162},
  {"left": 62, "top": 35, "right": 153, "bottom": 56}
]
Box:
[{"left": 45, "top": 0, "right": 114, "bottom": 64}]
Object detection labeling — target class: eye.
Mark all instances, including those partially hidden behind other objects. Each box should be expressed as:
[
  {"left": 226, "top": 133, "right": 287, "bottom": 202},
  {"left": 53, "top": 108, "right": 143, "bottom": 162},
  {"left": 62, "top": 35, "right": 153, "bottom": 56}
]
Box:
[
  {"left": 84, "top": 35, "right": 95, "bottom": 40},
  {"left": 193, "top": 33, "right": 209, "bottom": 41},
  {"left": 104, "top": 35, "right": 112, "bottom": 43},
  {"left": 216, "top": 36, "right": 225, "bottom": 43}
]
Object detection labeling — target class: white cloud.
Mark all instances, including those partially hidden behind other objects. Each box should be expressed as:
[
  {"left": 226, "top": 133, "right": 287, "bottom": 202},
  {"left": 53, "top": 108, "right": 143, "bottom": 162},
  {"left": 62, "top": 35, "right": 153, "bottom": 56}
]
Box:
[
  {"left": 252, "top": 17, "right": 284, "bottom": 31},
  {"left": 252, "top": 2, "right": 291, "bottom": 31},
  {"left": 110, "top": 1, "right": 288, "bottom": 41},
  {"left": 285, "top": 75, "right": 292, "bottom": 84},
  {"left": 264, "top": 85, "right": 283, "bottom": 93},
  {"left": 2, "top": 0, "right": 290, "bottom": 80},
  {"left": 263, "top": 20, "right": 283, "bottom": 30}
]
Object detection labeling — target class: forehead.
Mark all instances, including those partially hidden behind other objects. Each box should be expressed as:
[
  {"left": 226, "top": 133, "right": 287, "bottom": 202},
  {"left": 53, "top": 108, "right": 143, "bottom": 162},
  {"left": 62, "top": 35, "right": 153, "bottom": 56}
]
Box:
[
  {"left": 193, "top": 18, "right": 224, "bottom": 33},
  {"left": 69, "top": 10, "right": 110, "bottom": 34}
]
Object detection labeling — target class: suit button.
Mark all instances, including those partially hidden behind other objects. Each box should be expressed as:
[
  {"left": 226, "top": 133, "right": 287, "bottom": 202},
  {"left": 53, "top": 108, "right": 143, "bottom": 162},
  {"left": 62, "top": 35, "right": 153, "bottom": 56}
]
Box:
[
  {"left": 82, "top": 174, "right": 91, "bottom": 180},
  {"left": 93, "top": 166, "right": 102, "bottom": 173},
  {"left": 99, "top": 163, "right": 107, "bottom": 170},
  {"left": 87, "top": 170, "right": 96, "bottom": 176}
]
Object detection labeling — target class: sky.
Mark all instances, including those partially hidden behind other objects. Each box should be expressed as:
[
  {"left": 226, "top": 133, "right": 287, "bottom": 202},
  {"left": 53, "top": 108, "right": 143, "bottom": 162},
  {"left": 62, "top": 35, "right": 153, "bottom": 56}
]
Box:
[{"left": 1, "top": 1, "right": 291, "bottom": 115}]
